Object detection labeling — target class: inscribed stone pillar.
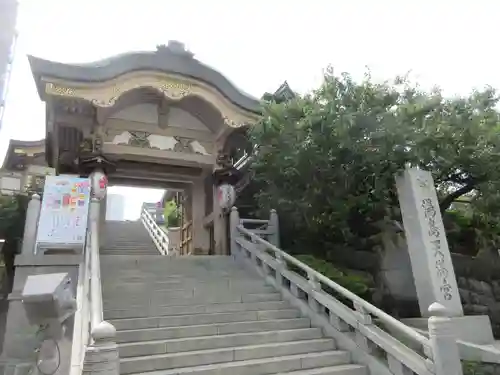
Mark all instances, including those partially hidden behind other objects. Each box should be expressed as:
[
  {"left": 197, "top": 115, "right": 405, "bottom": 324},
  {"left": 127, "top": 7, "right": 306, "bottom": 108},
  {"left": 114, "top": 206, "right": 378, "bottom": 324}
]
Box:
[{"left": 395, "top": 167, "right": 463, "bottom": 317}]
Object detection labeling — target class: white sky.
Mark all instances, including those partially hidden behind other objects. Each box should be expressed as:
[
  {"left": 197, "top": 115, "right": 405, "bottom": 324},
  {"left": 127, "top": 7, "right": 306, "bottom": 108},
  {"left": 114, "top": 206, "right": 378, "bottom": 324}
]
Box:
[{"left": 2, "top": 0, "right": 500, "bottom": 219}]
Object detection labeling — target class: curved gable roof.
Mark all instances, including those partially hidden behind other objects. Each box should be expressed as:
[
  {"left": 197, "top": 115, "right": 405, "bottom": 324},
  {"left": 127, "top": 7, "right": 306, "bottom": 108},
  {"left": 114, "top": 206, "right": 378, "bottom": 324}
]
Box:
[
  {"left": 28, "top": 41, "right": 261, "bottom": 114},
  {"left": 2, "top": 139, "right": 46, "bottom": 170}
]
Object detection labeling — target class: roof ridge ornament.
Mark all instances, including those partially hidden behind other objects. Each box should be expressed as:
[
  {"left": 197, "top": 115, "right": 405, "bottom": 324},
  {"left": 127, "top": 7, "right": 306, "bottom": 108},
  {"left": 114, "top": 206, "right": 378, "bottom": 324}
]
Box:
[{"left": 156, "top": 41, "right": 194, "bottom": 59}]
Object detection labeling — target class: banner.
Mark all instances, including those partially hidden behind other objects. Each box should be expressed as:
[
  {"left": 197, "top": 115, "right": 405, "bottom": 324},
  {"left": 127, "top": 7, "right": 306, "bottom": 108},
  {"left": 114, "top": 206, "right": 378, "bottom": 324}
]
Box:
[{"left": 35, "top": 175, "right": 91, "bottom": 253}]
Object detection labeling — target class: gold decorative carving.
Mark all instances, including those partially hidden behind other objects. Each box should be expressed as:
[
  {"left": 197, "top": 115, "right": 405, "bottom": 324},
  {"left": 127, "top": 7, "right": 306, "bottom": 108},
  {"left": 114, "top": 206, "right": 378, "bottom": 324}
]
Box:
[
  {"left": 160, "top": 81, "right": 191, "bottom": 99},
  {"left": 44, "top": 71, "right": 259, "bottom": 128},
  {"left": 46, "top": 83, "right": 76, "bottom": 97}
]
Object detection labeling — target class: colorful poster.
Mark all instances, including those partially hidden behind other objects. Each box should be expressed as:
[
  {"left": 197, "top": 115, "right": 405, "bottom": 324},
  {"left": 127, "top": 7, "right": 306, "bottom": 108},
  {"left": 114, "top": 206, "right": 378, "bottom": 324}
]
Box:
[{"left": 35, "top": 175, "right": 91, "bottom": 252}]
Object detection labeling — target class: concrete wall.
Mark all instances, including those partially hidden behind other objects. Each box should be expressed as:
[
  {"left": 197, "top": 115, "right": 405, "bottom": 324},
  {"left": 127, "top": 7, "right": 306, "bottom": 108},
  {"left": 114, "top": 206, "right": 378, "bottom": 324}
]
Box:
[{"left": 0, "top": 254, "right": 81, "bottom": 373}]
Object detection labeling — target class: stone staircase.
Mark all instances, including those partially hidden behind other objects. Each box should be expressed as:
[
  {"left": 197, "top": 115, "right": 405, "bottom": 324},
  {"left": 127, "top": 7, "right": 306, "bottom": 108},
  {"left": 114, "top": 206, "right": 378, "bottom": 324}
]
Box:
[
  {"left": 101, "top": 220, "right": 160, "bottom": 255},
  {"left": 100, "top": 254, "right": 367, "bottom": 375}
]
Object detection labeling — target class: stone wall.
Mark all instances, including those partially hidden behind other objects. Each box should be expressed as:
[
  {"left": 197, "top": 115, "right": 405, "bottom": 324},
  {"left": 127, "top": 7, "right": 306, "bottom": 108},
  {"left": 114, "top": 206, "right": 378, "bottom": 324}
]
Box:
[
  {"left": 463, "top": 361, "right": 500, "bottom": 375},
  {"left": 453, "top": 254, "right": 500, "bottom": 338},
  {"left": 328, "top": 231, "right": 500, "bottom": 337}
]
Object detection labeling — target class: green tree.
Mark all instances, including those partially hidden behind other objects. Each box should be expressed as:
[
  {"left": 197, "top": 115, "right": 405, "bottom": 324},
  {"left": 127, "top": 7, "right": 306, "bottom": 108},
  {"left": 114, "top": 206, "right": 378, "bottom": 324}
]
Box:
[
  {"left": 250, "top": 68, "right": 500, "bottom": 258},
  {"left": 0, "top": 195, "right": 29, "bottom": 295},
  {"left": 163, "top": 200, "right": 180, "bottom": 228}
]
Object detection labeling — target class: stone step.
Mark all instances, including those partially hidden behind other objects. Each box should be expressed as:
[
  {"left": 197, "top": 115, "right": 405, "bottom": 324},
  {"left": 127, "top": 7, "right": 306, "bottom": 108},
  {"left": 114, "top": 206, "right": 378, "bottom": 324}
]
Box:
[
  {"left": 100, "top": 255, "right": 233, "bottom": 262},
  {"left": 111, "top": 309, "right": 300, "bottom": 330},
  {"left": 120, "top": 340, "right": 337, "bottom": 374},
  {"left": 103, "top": 286, "right": 277, "bottom": 304},
  {"left": 103, "top": 268, "right": 252, "bottom": 277},
  {"left": 100, "top": 250, "right": 160, "bottom": 254},
  {"left": 101, "top": 244, "right": 157, "bottom": 247},
  {"left": 119, "top": 327, "right": 323, "bottom": 358},
  {"left": 98, "top": 250, "right": 365, "bottom": 375},
  {"left": 101, "top": 246, "right": 158, "bottom": 250},
  {"left": 100, "top": 257, "right": 242, "bottom": 269},
  {"left": 276, "top": 365, "right": 367, "bottom": 374},
  {"left": 104, "top": 292, "right": 283, "bottom": 310},
  {"left": 102, "top": 274, "right": 257, "bottom": 284},
  {"left": 124, "top": 351, "right": 351, "bottom": 375},
  {"left": 103, "top": 261, "right": 246, "bottom": 269},
  {"left": 104, "top": 301, "right": 292, "bottom": 320},
  {"left": 101, "top": 253, "right": 161, "bottom": 256},
  {"left": 100, "top": 252, "right": 161, "bottom": 256},
  {"left": 101, "top": 250, "right": 159, "bottom": 254},
  {"left": 102, "top": 279, "right": 269, "bottom": 293},
  {"left": 117, "top": 318, "right": 311, "bottom": 343},
  {"left": 102, "top": 278, "right": 267, "bottom": 290}
]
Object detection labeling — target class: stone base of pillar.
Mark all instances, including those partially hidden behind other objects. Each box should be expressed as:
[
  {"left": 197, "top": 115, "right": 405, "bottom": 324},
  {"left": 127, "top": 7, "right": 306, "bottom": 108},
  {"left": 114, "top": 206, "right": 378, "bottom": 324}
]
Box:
[
  {"left": 82, "top": 343, "right": 119, "bottom": 375},
  {"left": 192, "top": 247, "right": 210, "bottom": 255},
  {"left": 83, "top": 322, "right": 119, "bottom": 375}
]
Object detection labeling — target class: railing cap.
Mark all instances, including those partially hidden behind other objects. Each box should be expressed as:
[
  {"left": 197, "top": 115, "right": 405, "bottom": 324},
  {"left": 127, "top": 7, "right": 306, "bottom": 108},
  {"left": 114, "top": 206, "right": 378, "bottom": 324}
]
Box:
[
  {"left": 91, "top": 321, "right": 117, "bottom": 340},
  {"left": 429, "top": 302, "right": 448, "bottom": 317}
]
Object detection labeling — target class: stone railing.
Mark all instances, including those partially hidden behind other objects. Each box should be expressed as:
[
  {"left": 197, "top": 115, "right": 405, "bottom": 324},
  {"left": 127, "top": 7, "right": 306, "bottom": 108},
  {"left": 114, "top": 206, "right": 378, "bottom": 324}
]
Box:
[
  {"left": 140, "top": 207, "right": 170, "bottom": 255},
  {"left": 230, "top": 207, "right": 464, "bottom": 375},
  {"left": 238, "top": 209, "right": 280, "bottom": 247},
  {"left": 80, "top": 198, "right": 119, "bottom": 375}
]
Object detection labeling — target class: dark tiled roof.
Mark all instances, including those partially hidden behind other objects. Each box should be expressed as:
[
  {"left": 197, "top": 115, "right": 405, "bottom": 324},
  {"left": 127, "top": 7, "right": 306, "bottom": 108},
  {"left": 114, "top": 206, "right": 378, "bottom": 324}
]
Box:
[{"left": 28, "top": 41, "right": 261, "bottom": 114}]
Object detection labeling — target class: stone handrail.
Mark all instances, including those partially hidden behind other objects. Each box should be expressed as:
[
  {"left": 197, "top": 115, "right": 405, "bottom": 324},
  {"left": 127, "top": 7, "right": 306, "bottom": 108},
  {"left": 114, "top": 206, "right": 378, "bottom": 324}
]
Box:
[
  {"left": 81, "top": 198, "right": 119, "bottom": 374},
  {"left": 141, "top": 207, "right": 170, "bottom": 255},
  {"left": 89, "top": 198, "right": 104, "bottom": 331},
  {"left": 231, "top": 207, "right": 464, "bottom": 375}
]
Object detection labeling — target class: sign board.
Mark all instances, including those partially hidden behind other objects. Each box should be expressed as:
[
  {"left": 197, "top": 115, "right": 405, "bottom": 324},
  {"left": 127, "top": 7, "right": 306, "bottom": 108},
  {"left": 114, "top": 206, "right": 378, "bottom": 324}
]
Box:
[
  {"left": 35, "top": 176, "right": 91, "bottom": 254},
  {"left": 217, "top": 184, "right": 236, "bottom": 210}
]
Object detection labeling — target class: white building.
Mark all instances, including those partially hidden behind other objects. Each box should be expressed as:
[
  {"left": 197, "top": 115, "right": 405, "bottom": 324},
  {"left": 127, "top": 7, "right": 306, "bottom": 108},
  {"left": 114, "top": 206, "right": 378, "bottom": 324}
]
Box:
[
  {"left": 106, "top": 193, "right": 126, "bottom": 221},
  {"left": 0, "top": 0, "right": 18, "bottom": 132}
]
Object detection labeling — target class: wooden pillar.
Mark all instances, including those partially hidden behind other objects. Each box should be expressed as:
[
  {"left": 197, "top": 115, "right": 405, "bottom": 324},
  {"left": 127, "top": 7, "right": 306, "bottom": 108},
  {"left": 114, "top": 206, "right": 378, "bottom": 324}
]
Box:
[
  {"left": 212, "top": 186, "right": 227, "bottom": 255},
  {"left": 192, "top": 179, "right": 210, "bottom": 254}
]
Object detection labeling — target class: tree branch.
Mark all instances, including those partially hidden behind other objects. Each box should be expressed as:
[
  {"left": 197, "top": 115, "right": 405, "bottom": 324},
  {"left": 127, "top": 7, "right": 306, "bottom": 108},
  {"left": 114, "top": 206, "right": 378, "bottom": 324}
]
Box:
[{"left": 439, "top": 182, "right": 476, "bottom": 212}]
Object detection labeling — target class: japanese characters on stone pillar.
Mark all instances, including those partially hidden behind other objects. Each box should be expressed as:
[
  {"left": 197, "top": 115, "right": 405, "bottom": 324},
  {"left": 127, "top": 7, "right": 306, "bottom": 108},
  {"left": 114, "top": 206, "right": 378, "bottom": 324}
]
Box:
[{"left": 396, "top": 167, "right": 463, "bottom": 317}]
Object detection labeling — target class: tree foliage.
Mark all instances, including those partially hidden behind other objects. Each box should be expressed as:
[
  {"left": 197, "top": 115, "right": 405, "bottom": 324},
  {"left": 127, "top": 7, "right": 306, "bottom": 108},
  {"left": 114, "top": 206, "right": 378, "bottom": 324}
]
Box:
[
  {"left": 163, "top": 200, "right": 180, "bottom": 228},
  {"left": 0, "top": 194, "right": 29, "bottom": 295},
  {"left": 250, "top": 67, "right": 500, "bottom": 258}
]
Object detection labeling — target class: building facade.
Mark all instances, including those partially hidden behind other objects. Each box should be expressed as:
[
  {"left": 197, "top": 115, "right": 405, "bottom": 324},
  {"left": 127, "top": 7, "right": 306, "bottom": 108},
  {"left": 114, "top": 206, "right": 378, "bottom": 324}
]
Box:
[
  {"left": 0, "top": 138, "right": 54, "bottom": 195},
  {"left": 106, "top": 193, "right": 126, "bottom": 221},
  {"left": 0, "top": 0, "right": 18, "bottom": 131}
]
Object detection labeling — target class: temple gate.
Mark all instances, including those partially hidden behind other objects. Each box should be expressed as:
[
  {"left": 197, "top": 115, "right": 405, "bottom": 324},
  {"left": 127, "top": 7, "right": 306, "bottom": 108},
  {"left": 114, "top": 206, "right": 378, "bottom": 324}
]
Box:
[{"left": 28, "top": 41, "right": 260, "bottom": 255}]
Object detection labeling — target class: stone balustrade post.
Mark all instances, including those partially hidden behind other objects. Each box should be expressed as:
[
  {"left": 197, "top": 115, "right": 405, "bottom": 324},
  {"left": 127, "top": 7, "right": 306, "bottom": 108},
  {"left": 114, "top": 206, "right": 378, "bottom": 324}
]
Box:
[
  {"left": 307, "top": 272, "right": 322, "bottom": 313},
  {"left": 268, "top": 209, "right": 280, "bottom": 248},
  {"left": 83, "top": 322, "right": 119, "bottom": 375},
  {"left": 230, "top": 207, "right": 240, "bottom": 258},
  {"left": 428, "top": 302, "right": 463, "bottom": 375},
  {"left": 21, "top": 193, "right": 41, "bottom": 255}
]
